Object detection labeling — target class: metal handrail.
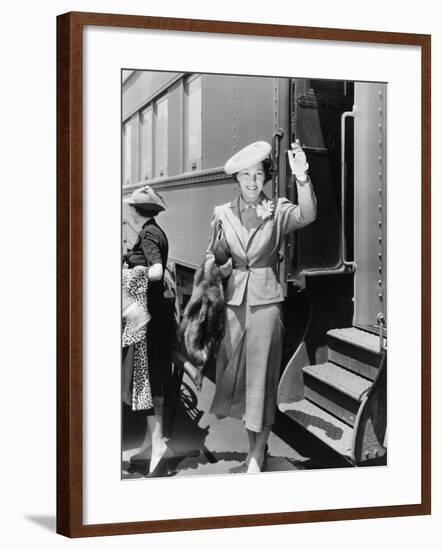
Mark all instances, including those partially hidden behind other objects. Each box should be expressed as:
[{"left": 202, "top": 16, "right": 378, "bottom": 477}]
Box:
[
  {"left": 272, "top": 129, "right": 284, "bottom": 199},
  {"left": 341, "top": 105, "right": 357, "bottom": 270},
  {"left": 377, "top": 313, "right": 387, "bottom": 352}
]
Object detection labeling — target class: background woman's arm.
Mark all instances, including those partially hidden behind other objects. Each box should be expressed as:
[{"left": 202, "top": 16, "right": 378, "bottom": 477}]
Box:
[
  {"left": 140, "top": 229, "right": 164, "bottom": 281},
  {"left": 148, "top": 263, "right": 163, "bottom": 281}
]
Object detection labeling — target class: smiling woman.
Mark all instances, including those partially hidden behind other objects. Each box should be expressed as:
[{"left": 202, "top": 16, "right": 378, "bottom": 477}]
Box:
[
  {"left": 204, "top": 139, "right": 317, "bottom": 473},
  {"left": 236, "top": 164, "right": 266, "bottom": 203}
]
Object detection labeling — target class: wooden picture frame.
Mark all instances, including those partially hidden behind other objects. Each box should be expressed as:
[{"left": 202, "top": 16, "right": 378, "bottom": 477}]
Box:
[{"left": 57, "top": 11, "right": 431, "bottom": 537}]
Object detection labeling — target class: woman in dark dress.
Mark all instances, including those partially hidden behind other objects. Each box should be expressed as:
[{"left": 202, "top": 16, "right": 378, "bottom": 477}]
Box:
[{"left": 123, "top": 185, "right": 174, "bottom": 477}]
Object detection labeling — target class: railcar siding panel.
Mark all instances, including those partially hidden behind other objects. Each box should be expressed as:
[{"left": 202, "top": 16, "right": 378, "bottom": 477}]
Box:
[
  {"left": 354, "top": 82, "right": 387, "bottom": 329},
  {"left": 155, "top": 180, "right": 234, "bottom": 268},
  {"left": 202, "top": 74, "right": 236, "bottom": 170},
  {"left": 235, "top": 75, "right": 274, "bottom": 149}
]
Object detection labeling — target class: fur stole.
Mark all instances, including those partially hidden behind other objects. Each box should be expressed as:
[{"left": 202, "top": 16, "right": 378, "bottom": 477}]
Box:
[{"left": 179, "top": 254, "right": 226, "bottom": 383}]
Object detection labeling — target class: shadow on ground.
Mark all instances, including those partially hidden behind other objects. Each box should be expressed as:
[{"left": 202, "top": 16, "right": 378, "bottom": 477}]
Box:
[{"left": 122, "top": 376, "right": 369, "bottom": 478}]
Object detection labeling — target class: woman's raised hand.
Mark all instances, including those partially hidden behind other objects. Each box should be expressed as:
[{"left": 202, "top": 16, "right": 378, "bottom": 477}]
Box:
[{"left": 287, "top": 139, "right": 309, "bottom": 182}]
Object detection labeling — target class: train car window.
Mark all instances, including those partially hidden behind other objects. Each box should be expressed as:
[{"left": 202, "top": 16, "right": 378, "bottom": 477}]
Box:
[
  {"left": 184, "top": 75, "right": 202, "bottom": 172},
  {"left": 122, "top": 115, "right": 138, "bottom": 186},
  {"left": 140, "top": 106, "right": 153, "bottom": 181},
  {"left": 154, "top": 96, "right": 168, "bottom": 178},
  {"left": 122, "top": 122, "right": 131, "bottom": 186}
]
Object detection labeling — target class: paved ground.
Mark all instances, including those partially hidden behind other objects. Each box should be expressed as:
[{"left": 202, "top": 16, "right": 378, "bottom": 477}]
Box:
[{"left": 122, "top": 370, "right": 348, "bottom": 479}]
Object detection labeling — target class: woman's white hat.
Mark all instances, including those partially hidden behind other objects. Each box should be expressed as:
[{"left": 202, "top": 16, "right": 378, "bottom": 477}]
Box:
[{"left": 224, "top": 141, "right": 271, "bottom": 175}]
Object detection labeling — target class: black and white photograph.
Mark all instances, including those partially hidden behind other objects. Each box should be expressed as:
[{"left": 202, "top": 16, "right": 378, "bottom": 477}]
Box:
[{"left": 121, "top": 70, "right": 388, "bottom": 480}]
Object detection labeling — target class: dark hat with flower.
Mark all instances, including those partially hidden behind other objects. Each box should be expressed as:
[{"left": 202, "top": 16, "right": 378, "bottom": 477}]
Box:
[{"left": 124, "top": 185, "right": 167, "bottom": 212}]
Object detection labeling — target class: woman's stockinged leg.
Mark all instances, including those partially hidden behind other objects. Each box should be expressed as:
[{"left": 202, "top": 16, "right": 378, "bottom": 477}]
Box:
[
  {"left": 246, "top": 429, "right": 256, "bottom": 465},
  {"left": 146, "top": 414, "right": 168, "bottom": 474},
  {"left": 130, "top": 420, "right": 152, "bottom": 462},
  {"left": 247, "top": 426, "right": 271, "bottom": 473}
]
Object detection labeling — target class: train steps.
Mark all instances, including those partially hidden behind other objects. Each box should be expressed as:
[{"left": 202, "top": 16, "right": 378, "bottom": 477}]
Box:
[{"left": 278, "top": 326, "right": 387, "bottom": 465}]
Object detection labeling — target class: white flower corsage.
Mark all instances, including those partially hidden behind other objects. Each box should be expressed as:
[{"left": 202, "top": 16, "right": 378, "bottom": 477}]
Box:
[{"left": 255, "top": 199, "right": 275, "bottom": 220}]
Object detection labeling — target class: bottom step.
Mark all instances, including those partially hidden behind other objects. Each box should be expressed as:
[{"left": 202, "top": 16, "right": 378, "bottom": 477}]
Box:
[{"left": 279, "top": 399, "right": 354, "bottom": 461}]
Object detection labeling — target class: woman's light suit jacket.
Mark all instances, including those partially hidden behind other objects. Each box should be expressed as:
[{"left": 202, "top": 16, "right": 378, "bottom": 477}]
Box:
[{"left": 208, "top": 182, "right": 317, "bottom": 307}]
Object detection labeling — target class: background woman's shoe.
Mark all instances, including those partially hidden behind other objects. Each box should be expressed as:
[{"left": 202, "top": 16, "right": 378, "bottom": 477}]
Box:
[
  {"left": 145, "top": 447, "right": 173, "bottom": 478},
  {"left": 229, "top": 462, "right": 248, "bottom": 474}
]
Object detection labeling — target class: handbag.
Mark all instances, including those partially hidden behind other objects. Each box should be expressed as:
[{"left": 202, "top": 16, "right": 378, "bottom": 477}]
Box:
[{"left": 211, "top": 219, "right": 230, "bottom": 265}]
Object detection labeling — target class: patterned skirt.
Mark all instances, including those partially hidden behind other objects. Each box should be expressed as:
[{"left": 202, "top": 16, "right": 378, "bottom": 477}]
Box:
[{"left": 122, "top": 267, "right": 153, "bottom": 411}]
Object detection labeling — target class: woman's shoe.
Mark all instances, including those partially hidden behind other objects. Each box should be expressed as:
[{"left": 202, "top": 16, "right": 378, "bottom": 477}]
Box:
[
  {"left": 246, "top": 445, "right": 269, "bottom": 474},
  {"left": 145, "top": 446, "right": 173, "bottom": 478}
]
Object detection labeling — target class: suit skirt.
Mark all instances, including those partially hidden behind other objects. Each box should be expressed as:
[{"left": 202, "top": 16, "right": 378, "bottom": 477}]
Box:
[{"left": 209, "top": 299, "right": 283, "bottom": 432}]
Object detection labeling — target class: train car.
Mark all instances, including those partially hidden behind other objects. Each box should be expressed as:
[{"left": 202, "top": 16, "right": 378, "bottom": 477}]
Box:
[{"left": 122, "top": 70, "right": 387, "bottom": 467}]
